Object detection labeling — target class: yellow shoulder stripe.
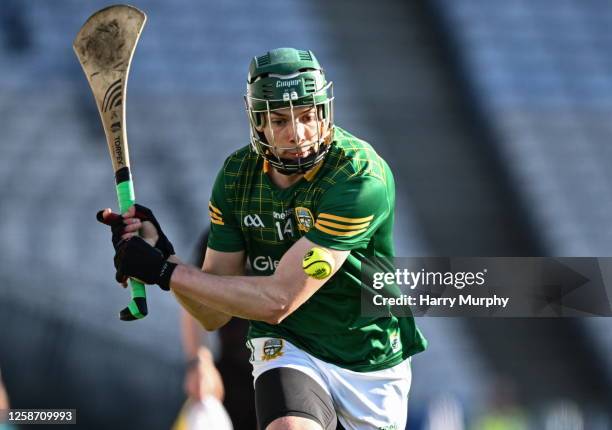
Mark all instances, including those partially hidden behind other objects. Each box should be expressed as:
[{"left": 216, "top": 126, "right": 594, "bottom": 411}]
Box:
[
  {"left": 210, "top": 218, "right": 225, "bottom": 226},
  {"left": 316, "top": 219, "right": 370, "bottom": 230},
  {"left": 315, "top": 222, "right": 367, "bottom": 237},
  {"left": 209, "top": 211, "right": 223, "bottom": 222},
  {"left": 318, "top": 213, "right": 374, "bottom": 224},
  {"left": 208, "top": 202, "right": 222, "bottom": 215}
]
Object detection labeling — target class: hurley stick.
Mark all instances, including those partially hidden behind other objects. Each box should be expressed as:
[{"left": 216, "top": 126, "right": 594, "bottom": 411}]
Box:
[{"left": 73, "top": 5, "right": 148, "bottom": 321}]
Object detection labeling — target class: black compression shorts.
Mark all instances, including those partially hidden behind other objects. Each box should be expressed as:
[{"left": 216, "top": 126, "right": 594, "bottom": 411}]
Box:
[{"left": 254, "top": 367, "right": 342, "bottom": 430}]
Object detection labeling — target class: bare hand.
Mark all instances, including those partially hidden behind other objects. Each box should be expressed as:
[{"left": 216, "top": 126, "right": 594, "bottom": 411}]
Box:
[{"left": 183, "top": 347, "right": 224, "bottom": 401}]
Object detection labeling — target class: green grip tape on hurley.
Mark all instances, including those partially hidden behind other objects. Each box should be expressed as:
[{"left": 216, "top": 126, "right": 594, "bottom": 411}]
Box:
[
  {"left": 117, "top": 180, "right": 136, "bottom": 213},
  {"left": 116, "top": 179, "right": 148, "bottom": 321}
]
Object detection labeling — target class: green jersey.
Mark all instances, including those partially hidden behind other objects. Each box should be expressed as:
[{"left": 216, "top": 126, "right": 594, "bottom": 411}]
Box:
[{"left": 207, "top": 126, "right": 427, "bottom": 371}]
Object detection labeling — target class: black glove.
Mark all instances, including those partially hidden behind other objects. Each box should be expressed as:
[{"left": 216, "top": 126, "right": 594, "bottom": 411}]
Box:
[
  {"left": 114, "top": 236, "right": 177, "bottom": 290},
  {"left": 96, "top": 204, "right": 175, "bottom": 258}
]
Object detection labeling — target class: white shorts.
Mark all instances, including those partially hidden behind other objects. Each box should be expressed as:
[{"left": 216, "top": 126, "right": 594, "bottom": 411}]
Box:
[{"left": 248, "top": 337, "right": 412, "bottom": 430}]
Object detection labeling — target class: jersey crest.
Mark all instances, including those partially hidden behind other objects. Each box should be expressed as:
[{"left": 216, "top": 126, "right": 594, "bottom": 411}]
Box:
[{"left": 295, "top": 207, "right": 315, "bottom": 232}]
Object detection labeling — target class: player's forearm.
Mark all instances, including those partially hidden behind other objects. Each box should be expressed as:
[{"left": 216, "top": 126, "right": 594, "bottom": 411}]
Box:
[{"left": 170, "top": 264, "right": 290, "bottom": 324}]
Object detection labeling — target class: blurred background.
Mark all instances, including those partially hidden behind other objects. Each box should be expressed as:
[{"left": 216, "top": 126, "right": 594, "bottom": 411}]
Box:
[{"left": 1, "top": 0, "right": 612, "bottom": 428}]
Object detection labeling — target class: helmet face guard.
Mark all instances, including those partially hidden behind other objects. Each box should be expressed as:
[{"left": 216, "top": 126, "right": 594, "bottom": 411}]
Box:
[{"left": 245, "top": 48, "right": 335, "bottom": 175}]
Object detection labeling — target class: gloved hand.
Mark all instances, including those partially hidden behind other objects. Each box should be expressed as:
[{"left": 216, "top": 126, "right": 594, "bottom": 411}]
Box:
[
  {"left": 114, "top": 236, "right": 177, "bottom": 290},
  {"left": 96, "top": 204, "right": 175, "bottom": 258}
]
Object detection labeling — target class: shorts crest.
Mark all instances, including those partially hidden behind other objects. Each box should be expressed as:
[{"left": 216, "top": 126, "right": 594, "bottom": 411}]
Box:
[{"left": 262, "top": 338, "right": 284, "bottom": 361}]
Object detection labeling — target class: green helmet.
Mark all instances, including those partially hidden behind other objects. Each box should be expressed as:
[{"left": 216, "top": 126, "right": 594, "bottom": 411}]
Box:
[{"left": 245, "top": 47, "right": 334, "bottom": 175}]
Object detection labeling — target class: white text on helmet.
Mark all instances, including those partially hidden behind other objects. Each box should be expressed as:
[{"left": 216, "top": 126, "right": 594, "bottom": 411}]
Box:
[{"left": 276, "top": 79, "right": 301, "bottom": 88}]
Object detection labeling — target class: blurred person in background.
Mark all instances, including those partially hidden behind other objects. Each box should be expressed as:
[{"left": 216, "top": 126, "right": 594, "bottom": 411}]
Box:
[
  {"left": 180, "top": 308, "right": 256, "bottom": 429},
  {"left": 100, "top": 47, "right": 427, "bottom": 429},
  {"left": 174, "top": 229, "right": 235, "bottom": 429},
  {"left": 172, "top": 310, "right": 233, "bottom": 430},
  {"left": 185, "top": 230, "right": 256, "bottom": 429}
]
